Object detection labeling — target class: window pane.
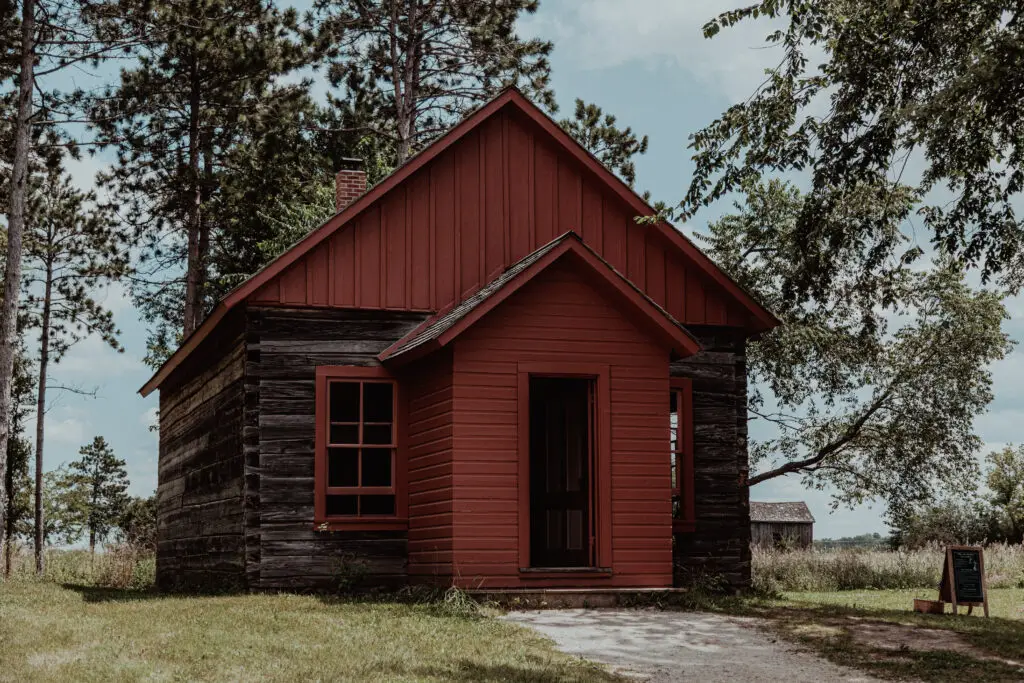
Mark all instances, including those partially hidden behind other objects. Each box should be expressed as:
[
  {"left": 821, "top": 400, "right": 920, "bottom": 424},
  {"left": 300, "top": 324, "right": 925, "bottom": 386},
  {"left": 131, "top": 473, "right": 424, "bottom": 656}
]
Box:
[
  {"left": 326, "top": 494, "right": 358, "bottom": 516},
  {"left": 363, "top": 423, "right": 392, "bottom": 445},
  {"left": 361, "top": 448, "right": 392, "bottom": 487},
  {"left": 360, "top": 495, "right": 395, "bottom": 516},
  {"left": 672, "top": 497, "right": 681, "bottom": 519},
  {"left": 363, "top": 383, "right": 393, "bottom": 422},
  {"left": 330, "top": 424, "right": 359, "bottom": 445},
  {"left": 330, "top": 382, "right": 360, "bottom": 422},
  {"left": 328, "top": 448, "right": 359, "bottom": 487},
  {"left": 669, "top": 390, "right": 679, "bottom": 453}
]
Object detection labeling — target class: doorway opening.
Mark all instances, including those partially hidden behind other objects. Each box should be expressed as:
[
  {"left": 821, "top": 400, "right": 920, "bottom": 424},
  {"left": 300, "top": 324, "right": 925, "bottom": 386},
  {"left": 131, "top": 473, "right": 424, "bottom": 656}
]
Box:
[{"left": 528, "top": 376, "right": 595, "bottom": 568}]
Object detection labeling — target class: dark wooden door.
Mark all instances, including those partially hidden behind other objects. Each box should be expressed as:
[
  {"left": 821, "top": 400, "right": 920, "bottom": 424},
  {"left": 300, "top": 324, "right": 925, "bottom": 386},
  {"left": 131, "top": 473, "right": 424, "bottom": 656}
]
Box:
[{"left": 529, "top": 377, "right": 593, "bottom": 568}]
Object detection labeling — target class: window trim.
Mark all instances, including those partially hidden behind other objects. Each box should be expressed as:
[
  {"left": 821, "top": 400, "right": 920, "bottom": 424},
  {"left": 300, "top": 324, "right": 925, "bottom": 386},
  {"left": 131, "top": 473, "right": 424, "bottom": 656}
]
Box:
[
  {"left": 314, "top": 366, "right": 408, "bottom": 531},
  {"left": 671, "top": 377, "right": 696, "bottom": 533}
]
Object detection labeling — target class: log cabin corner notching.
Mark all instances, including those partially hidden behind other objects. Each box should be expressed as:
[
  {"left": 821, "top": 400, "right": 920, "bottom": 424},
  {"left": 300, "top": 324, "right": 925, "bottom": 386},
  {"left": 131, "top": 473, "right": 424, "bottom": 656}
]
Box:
[{"left": 142, "top": 88, "right": 780, "bottom": 592}]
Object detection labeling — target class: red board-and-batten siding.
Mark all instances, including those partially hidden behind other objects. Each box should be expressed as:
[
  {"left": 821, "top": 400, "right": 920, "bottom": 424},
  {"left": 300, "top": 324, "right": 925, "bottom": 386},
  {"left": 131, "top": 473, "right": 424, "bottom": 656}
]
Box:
[
  {"left": 405, "top": 259, "right": 672, "bottom": 589},
  {"left": 249, "top": 107, "right": 747, "bottom": 329}
]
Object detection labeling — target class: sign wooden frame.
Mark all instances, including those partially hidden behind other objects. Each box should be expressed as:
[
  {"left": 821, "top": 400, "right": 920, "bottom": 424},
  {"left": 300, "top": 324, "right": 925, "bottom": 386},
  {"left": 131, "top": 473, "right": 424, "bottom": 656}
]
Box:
[{"left": 939, "top": 545, "right": 989, "bottom": 617}]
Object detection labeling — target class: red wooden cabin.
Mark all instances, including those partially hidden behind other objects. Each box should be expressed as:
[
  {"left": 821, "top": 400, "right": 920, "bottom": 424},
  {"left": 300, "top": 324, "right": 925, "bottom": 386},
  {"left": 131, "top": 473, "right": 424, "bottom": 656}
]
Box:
[{"left": 143, "top": 88, "right": 778, "bottom": 592}]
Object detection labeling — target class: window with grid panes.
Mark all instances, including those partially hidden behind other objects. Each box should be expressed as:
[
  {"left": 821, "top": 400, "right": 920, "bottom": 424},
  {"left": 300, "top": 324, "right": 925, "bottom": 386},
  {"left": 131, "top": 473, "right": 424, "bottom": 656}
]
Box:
[{"left": 317, "top": 376, "right": 398, "bottom": 519}]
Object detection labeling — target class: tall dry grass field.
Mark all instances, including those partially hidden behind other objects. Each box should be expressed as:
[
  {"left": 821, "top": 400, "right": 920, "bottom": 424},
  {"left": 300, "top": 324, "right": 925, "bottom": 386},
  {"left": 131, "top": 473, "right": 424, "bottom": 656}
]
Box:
[
  {"left": 3, "top": 544, "right": 155, "bottom": 590},
  {"left": 753, "top": 543, "right": 1024, "bottom": 593}
]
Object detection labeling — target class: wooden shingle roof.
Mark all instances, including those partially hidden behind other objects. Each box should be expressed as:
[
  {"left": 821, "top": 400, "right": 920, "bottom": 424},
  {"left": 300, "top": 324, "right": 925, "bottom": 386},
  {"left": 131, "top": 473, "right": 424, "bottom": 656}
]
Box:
[
  {"left": 378, "top": 231, "right": 703, "bottom": 366},
  {"left": 750, "top": 501, "right": 815, "bottom": 524}
]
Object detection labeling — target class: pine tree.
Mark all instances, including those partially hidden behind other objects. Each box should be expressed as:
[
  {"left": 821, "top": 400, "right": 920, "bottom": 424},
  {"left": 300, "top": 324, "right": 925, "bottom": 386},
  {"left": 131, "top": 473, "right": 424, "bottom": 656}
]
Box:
[
  {"left": 2, "top": 346, "right": 34, "bottom": 577},
  {"left": 0, "top": 0, "right": 131, "bottom": 565},
  {"left": 559, "top": 99, "right": 648, "bottom": 187},
  {"left": 66, "top": 436, "right": 129, "bottom": 555},
  {"left": 316, "top": 0, "right": 555, "bottom": 164},
  {"left": 21, "top": 169, "right": 126, "bottom": 573},
  {"left": 91, "top": 0, "right": 313, "bottom": 354}
]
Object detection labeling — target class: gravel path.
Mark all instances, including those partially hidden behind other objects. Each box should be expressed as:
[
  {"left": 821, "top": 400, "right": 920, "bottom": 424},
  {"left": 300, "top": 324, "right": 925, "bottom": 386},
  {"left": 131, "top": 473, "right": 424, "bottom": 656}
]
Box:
[{"left": 503, "top": 609, "right": 881, "bottom": 683}]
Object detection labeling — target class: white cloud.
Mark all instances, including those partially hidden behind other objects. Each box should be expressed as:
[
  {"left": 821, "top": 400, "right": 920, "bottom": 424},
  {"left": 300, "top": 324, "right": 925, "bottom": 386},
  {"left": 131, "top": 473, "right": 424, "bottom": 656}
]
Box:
[
  {"left": 50, "top": 333, "right": 145, "bottom": 381},
  {"left": 45, "top": 415, "right": 87, "bottom": 448},
  {"left": 522, "top": 0, "right": 789, "bottom": 100}
]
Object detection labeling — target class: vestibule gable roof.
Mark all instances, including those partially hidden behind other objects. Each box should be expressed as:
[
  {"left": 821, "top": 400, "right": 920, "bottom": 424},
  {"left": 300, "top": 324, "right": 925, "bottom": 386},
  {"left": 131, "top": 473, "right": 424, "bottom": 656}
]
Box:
[
  {"left": 141, "top": 87, "right": 778, "bottom": 396},
  {"left": 378, "top": 232, "right": 703, "bottom": 367}
]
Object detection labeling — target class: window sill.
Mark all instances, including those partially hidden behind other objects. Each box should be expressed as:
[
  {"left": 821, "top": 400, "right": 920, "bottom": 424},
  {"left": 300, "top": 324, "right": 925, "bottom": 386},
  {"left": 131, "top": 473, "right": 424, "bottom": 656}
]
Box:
[
  {"left": 673, "top": 520, "right": 696, "bottom": 533},
  {"left": 519, "top": 567, "right": 613, "bottom": 579},
  {"left": 314, "top": 518, "right": 408, "bottom": 532}
]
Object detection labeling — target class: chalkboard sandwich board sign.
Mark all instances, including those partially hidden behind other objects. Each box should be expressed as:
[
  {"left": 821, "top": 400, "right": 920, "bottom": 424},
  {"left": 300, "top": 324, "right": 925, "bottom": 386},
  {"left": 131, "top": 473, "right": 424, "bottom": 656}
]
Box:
[{"left": 938, "top": 545, "right": 989, "bottom": 617}]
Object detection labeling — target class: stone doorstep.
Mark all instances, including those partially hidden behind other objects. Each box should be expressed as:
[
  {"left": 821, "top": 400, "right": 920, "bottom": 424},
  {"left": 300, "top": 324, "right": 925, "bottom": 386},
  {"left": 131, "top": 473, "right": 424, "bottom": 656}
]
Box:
[{"left": 467, "top": 587, "right": 691, "bottom": 609}]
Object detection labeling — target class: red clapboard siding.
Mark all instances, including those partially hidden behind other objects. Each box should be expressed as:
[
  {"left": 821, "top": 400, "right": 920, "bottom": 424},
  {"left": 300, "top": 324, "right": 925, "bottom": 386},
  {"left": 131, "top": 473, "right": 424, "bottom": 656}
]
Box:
[
  {"left": 249, "top": 107, "right": 746, "bottom": 327},
  {"left": 406, "top": 350, "right": 456, "bottom": 583},
  {"left": 447, "top": 259, "right": 672, "bottom": 589}
]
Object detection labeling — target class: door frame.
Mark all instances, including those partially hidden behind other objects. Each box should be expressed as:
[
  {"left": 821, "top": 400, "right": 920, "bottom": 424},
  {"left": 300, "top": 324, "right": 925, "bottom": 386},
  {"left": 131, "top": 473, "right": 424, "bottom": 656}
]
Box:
[{"left": 517, "top": 362, "right": 612, "bottom": 573}]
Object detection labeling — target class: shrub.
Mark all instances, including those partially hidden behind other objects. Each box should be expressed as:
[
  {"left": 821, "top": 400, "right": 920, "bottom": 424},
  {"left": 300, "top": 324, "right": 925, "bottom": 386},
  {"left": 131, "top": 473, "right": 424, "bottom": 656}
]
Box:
[{"left": 3, "top": 544, "right": 155, "bottom": 590}]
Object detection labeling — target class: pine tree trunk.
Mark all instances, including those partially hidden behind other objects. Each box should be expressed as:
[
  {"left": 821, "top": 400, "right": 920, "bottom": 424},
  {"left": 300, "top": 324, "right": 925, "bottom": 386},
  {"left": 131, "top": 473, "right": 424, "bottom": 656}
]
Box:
[
  {"left": 0, "top": 0, "right": 36, "bottom": 567},
  {"left": 3, "top": 486, "right": 13, "bottom": 577},
  {"left": 183, "top": 60, "right": 203, "bottom": 337},
  {"left": 32, "top": 261, "right": 52, "bottom": 575},
  {"left": 89, "top": 529, "right": 95, "bottom": 557}
]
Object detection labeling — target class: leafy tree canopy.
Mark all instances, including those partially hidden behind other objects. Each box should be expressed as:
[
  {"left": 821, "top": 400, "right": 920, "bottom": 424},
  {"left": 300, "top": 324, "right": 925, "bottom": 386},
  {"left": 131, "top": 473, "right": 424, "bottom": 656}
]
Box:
[
  {"left": 705, "top": 180, "right": 1012, "bottom": 516},
  {"left": 683, "top": 0, "right": 1024, "bottom": 308}
]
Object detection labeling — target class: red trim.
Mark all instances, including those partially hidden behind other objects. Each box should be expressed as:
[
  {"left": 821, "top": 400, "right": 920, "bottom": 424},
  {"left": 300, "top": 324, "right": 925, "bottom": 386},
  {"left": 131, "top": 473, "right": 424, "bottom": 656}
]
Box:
[
  {"left": 516, "top": 362, "right": 613, "bottom": 573},
  {"left": 313, "top": 365, "right": 408, "bottom": 530},
  {"left": 379, "top": 235, "right": 702, "bottom": 367},
  {"left": 670, "top": 377, "right": 695, "bottom": 533},
  {"left": 140, "top": 88, "right": 777, "bottom": 397}
]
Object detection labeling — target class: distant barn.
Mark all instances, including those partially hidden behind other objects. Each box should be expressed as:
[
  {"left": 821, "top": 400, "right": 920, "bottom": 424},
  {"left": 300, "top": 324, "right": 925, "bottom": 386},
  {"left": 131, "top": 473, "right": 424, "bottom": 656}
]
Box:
[{"left": 750, "top": 502, "right": 815, "bottom": 549}]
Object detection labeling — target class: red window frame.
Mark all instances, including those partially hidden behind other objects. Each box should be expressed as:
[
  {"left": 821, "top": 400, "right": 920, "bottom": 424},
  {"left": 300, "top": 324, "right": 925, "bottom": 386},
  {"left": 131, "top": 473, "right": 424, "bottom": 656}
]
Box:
[
  {"left": 314, "top": 366, "right": 407, "bottom": 530},
  {"left": 671, "top": 377, "right": 695, "bottom": 533}
]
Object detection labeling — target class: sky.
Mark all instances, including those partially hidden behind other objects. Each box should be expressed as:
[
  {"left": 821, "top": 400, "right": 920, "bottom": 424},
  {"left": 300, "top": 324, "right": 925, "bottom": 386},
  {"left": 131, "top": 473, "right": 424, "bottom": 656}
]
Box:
[{"left": 42, "top": 0, "right": 1024, "bottom": 539}]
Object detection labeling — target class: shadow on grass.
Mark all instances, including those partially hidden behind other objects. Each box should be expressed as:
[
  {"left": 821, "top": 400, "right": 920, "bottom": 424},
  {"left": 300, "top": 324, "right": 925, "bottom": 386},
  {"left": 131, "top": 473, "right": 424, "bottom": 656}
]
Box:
[
  {"left": 722, "top": 599, "right": 1024, "bottom": 683},
  {"left": 60, "top": 583, "right": 249, "bottom": 603},
  {"left": 412, "top": 659, "right": 620, "bottom": 683}
]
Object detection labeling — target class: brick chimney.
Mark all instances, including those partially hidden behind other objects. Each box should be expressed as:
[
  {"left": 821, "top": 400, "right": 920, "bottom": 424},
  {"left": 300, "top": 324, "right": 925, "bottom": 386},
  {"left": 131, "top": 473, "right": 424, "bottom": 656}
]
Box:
[{"left": 335, "top": 157, "right": 366, "bottom": 212}]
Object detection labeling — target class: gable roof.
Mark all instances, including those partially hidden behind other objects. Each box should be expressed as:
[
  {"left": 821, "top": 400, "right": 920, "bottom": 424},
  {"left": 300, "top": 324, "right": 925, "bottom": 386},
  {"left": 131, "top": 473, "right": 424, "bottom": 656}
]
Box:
[
  {"left": 140, "top": 87, "right": 778, "bottom": 396},
  {"left": 379, "top": 232, "right": 702, "bottom": 367},
  {"left": 750, "top": 501, "right": 815, "bottom": 524}
]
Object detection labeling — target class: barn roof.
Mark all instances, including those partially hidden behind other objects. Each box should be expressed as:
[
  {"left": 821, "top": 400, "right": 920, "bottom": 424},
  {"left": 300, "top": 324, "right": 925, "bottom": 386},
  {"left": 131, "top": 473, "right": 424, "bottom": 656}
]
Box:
[
  {"left": 750, "top": 501, "right": 815, "bottom": 524},
  {"left": 140, "top": 86, "right": 780, "bottom": 397},
  {"left": 378, "top": 232, "right": 703, "bottom": 366}
]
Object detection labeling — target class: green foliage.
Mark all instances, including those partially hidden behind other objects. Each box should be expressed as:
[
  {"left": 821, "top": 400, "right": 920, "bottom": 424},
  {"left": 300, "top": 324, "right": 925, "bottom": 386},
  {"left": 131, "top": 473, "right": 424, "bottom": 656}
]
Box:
[
  {"left": 116, "top": 494, "right": 156, "bottom": 551},
  {"left": 91, "top": 0, "right": 315, "bottom": 358},
  {"left": 559, "top": 99, "right": 648, "bottom": 187},
  {"left": 984, "top": 445, "right": 1024, "bottom": 544},
  {"left": 704, "top": 180, "right": 1013, "bottom": 514},
  {"left": 64, "top": 436, "right": 130, "bottom": 552},
  {"left": 22, "top": 169, "right": 127, "bottom": 360},
  {"left": 888, "top": 498, "right": 993, "bottom": 550},
  {"left": 41, "top": 466, "right": 89, "bottom": 546},
  {"left": 315, "top": 0, "right": 555, "bottom": 163},
  {"left": 685, "top": 0, "right": 1024, "bottom": 302}
]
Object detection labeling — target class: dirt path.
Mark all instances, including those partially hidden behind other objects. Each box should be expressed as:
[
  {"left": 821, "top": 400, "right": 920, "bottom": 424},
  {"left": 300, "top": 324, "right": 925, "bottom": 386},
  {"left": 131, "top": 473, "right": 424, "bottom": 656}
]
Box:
[{"left": 503, "top": 609, "right": 881, "bottom": 683}]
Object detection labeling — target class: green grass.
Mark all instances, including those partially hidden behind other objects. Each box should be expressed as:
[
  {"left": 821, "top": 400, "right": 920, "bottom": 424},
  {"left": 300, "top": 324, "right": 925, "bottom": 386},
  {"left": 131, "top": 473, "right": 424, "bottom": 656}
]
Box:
[
  {"left": 722, "top": 588, "right": 1024, "bottom": 682},
  {"left": 0, "top": 581, "right": 618, "bottom": 682}
]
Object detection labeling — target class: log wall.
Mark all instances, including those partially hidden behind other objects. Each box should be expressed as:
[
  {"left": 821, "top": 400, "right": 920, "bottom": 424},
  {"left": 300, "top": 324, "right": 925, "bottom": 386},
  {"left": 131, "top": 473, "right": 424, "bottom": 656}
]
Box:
[
  {"left": 671, "top": 326, "right": 751, "bottom": 589},
  {"left": 751, "top": 522, "right": 813, "bottom": 549},
  {"left": 245, "top": 306, "right": 428, "bottom": 590},
  {"left": 156, "top": 315, "right": 246, "bottom": 591}
]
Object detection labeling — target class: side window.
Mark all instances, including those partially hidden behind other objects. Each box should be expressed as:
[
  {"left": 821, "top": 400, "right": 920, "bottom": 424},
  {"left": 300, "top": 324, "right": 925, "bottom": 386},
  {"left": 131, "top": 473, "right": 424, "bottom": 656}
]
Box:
[
  {"left": 315, "top": 368, "right": 403, "bottom": 526},
  {"left": 670, "top": 378, "right": 695, "bottom": 532}
]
